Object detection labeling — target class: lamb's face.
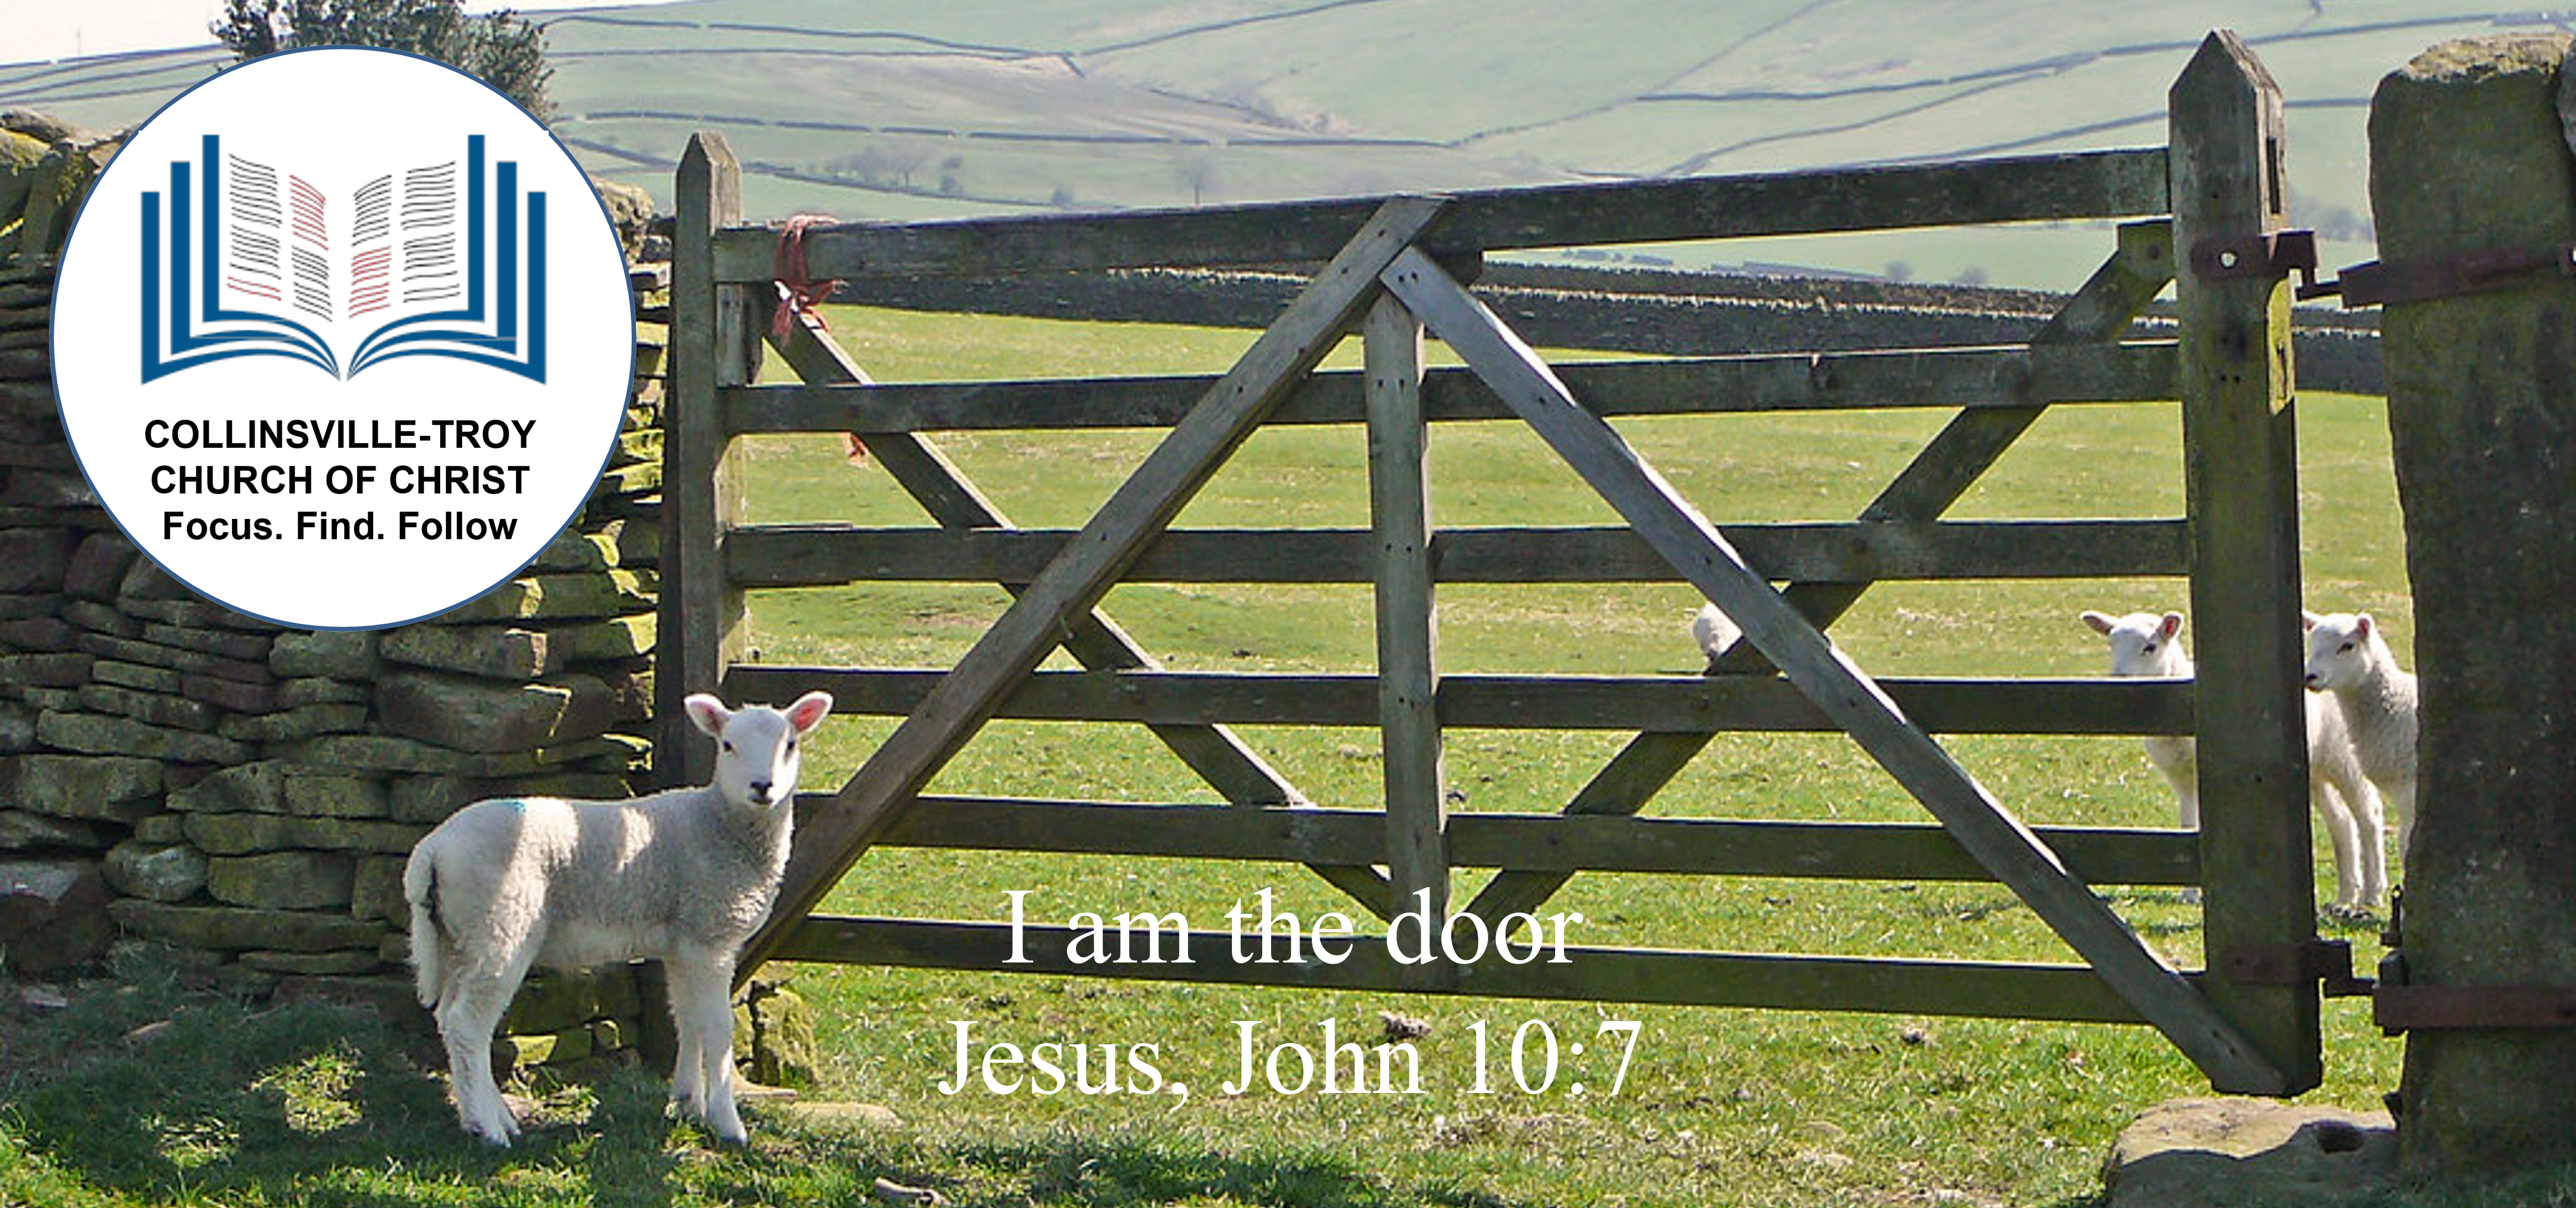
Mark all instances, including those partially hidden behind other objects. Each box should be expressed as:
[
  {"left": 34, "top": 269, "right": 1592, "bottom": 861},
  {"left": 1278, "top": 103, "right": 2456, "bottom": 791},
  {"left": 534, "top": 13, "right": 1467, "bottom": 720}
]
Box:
[
  {"left": 685, "top": 691, "right": 836, "bottom": 809},
  {"left": 2081, "top": 610, "right": 2188, "bottom": 677},
  {"left": 2303, "top": 613, "right": 2374, "bottom": 693}
]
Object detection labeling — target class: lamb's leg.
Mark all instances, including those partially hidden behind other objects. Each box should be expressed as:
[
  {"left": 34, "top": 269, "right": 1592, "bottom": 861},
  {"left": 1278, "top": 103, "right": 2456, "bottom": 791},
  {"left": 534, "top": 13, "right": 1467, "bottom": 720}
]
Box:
[
  {"left": 435, "top": 965, "right": 524, "bottom": 1146},
  {"left": 666, "top": 949, "right": 747, "bottom": 1144},
  {"left": 2311, "top": 780, "right": 2362, "bottom": 914},
  {"left": 2390, "top": 780, "right": 2418, "bottom": 874},
  {"left": 2339, "top": 773, "right": 2389, "bottom": 907}
]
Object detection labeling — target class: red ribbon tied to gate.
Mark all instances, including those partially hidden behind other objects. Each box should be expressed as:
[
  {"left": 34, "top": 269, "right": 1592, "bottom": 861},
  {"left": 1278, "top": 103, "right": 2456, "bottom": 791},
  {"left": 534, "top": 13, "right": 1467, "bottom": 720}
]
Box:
[{"left": 770, "top": 213, "right": 867, "bottom": 463}]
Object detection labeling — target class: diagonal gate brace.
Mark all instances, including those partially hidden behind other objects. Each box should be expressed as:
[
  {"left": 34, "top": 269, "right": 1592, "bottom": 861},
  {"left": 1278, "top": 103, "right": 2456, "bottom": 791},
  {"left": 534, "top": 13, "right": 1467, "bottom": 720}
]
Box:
[
  {"left": 1467, "top": 221, "right": 2178, "bottom": 925},
  {"left": 1377, "top": 244, "right": 2289, "bottom": 1094},
  {"left": 762, "top": 307, "right": 1394, "bottom": 919},
  {"left": 737, "top": 197, "right": 1451, "bottom": 980}
]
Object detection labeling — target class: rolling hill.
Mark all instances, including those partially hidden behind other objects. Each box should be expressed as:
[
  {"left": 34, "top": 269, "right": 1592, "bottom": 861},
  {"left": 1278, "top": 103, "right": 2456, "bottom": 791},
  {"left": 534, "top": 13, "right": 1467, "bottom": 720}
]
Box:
[{"left": 0, "top": 1, "right": 2556, "bottom": 286}]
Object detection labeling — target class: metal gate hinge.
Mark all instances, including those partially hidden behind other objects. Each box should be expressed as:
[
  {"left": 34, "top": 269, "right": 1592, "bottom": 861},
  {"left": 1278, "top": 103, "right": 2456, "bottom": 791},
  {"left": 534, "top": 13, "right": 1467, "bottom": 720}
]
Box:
[
  {"left": 2298, "top": 241, "right": 2576, "bottom": 308},
  {"left": 2188, "top": 228, "right": 2324, "bottom": 294},
  {"left": 2217, "top": 937, "right": 2371, "bottom": 997},
  {"left": 2374, "top": 984, "right": 2576, "bottom": 1033}
]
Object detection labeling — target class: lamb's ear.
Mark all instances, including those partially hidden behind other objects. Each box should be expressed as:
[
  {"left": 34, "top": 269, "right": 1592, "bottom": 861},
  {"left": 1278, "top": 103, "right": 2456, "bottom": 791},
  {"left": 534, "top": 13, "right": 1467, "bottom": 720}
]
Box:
[
  {"left": 2302, "top": 610, "right": 2323, "bottom": 631},
  {"left": 2354, "top": 613, "right": 2374, "bottom": 640},
  {"left": 785, "top": 691, "right": 834, "bottom": 735},
  {"left": 685, "top": 694, "right": 732, "bottom": 738},
  {"left": 2159, "top": 612, "right": 2184, "bottom": 640},
  {"left": 2080, "top": 611, "right": 2115, "bottom": 635}
]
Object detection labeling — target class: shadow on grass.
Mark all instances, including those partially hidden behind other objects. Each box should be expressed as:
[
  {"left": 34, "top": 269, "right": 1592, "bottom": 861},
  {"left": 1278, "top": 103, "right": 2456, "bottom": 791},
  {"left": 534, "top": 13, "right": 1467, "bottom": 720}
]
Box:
[
  {"left": 0, "top": 970, "right": 684, "bottom": 1208},
  {"left": 1, "top": 968, "right": 1552, "bottom": 1208}
]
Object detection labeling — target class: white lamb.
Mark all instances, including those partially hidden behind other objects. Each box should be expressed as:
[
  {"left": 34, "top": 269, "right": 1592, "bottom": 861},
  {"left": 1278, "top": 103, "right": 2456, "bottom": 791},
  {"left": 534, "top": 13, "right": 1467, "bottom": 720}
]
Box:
[
  {"left": 1691, "top": 601, "right": 1743, "bottom": 668},
  {"left": 2304, "top": 610, "right": 2419, "bottom": 866},
  {"left": 2080, "top": 610, "right": 2386, "bottom": 911},
  {"left": 403, "top": 691, "right": 833, "bottom": 1146}
]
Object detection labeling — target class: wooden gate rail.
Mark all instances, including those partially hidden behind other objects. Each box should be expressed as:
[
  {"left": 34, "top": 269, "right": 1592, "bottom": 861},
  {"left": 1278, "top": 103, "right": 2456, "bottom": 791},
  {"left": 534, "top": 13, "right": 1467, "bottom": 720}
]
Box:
[
  {"left": 706, "top": 148, "right": 2169, "bottom": 282},
  {"left": 825, "top": 796, "right": 2199, "bottom": 886},
  {"left": 728, "top": 667, "right": 2189, "bottom": 735},
  {"left": 722, "top": 342, "right": 2182, "bottom": 433},
  {"left": 667, "top": 31, "right": 2323, "bottom": 1098},
  {"left": 778, "top": 918, "right": 2167, "bottom": 1024}
]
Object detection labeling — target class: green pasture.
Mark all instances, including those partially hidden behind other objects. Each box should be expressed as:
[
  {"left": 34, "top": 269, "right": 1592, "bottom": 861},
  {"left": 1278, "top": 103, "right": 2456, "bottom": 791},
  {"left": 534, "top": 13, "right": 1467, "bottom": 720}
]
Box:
[{"left": 11, "top": 301, "right": 2567, "bottom": 1207}]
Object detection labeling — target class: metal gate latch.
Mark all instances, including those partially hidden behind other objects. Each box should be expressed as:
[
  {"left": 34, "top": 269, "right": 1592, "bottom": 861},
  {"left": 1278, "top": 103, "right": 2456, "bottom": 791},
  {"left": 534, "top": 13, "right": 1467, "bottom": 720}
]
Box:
[
  {"left": 2189, "top": 229, "right": 2324, "bottom": 295},
  {"left": 2218, "top": 937, "right": 2371, "bottom": 997}
]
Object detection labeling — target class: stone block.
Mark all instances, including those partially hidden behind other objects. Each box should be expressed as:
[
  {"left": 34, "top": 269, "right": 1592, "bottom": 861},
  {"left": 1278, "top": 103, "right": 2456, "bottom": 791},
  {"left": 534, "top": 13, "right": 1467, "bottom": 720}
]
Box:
[
  {"left": 276, "top": 677, "right": 370, "bottom": 707},
  {"left": 181, "top": 675, "right": 279, "bottom": 714},
  {"left": 166, "top": 761, "right": 285, "bottom": 814},
  {"left": 0, "top": 616, "right": 74, "bottom": 651},
  {"left": 2104, "top": 1097, "right": 2393, "bottom": 1208},
  {"left": 5, "top": 754, "right": 162, "bottom": 821},
  {"left": 183, "top": 811, "right": 426, "bottom": 856},
  {"left": 207, "top": 851, "right": 355, "bottom": 910},
  {"left": 0, "top": 858, "right": 113, "bottom": 973},
  {"left": 0, "top": 809, "right": 104, "bottom": 852},
  {"left": 132, "top": 814, "right": 186, "bottom": 843},
  {"left": 431, "top": 572, "right": 654, "bottom": 625},
  {"left": 107, "top": 899, "right": 386, "bottom": 952},
  {"left": 282, "top": 772, "right": 390, "bottom": 820},
  {"left": 552, "top": 614, "right": 655, "bottom": 664},
  {"left": 218, "top": 703, "right": 369, "bottom": 743},
  {"left": 61, "top": 600, "right": 143, "bottom": 639},
  {"left": 269, "top": 630, "right": 379, "bottom": 680},
  {"left": 77, "top": 633, "right": 273, "bottom": 684},
  {"left": 380, "top": 624, "right": 549, "bottom": 680},
  {"left": 103, "top": 840, "right": 208, "bottom": 902},
  {"left": 530, "top": 531, "right": 619, "bottom": 573},
  {"left": 116, "top": 597, "right": 278, "bottom": 632},
  {"left": 0, "top": 703, "right": 30, "bottom": 753},
  {"left": 376, "top": 671, "right": 616, "bottom": 754},
  {"left": 77, "top": 682, "right": 218, "bottom": 731},
  {"left": 271, "top": 733, "right": 636, "bottom": 778},
  {"left": 0, "top": 652, "right": 92, "bottom": 687},
  {"left": 0, "top": 528, "right": 74, "bottom": 593},
  {"left": 351, "top": 855, "right": 407, "bottom": 924},
  {"left": 93, "top": 659, "right": 182, "bottom": 694},
  {"left": 138, "top": 623, "right": 272, "bottom": 662},
  {"left": 117, "top": 556, "right": 193, "bottom": 601},
  {"left": 36, "top": 711, "right": 251, "bottom": 765},
  {"left": 62, "top": 532, "right": 137, "bottom": 601}
]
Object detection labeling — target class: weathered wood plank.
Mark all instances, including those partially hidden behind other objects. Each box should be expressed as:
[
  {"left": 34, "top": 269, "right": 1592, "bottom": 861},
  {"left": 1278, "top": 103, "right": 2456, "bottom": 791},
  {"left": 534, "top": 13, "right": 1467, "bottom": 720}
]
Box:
[
  {"left": 725, "top": 519, "right": 2190, "bottom": 587},
  {"left": 1378, "top": 245, "right": 2285, "bottom": 1092},
  {"left": 727, "top": 667, "right": 2194, "bottom": 736},
  {"left": 736, "top": 198, "right": 1450, "bottom": 977},
  {"left": 2171, "top": 33, "right": 2320, "bottom": 1095},
  {"left": 854, "top": 795, "right": 2199, "bottom": 886},
  {"left": 764, "top": 308, "right": 1394, "bottom": 921},
  {"left": 777, "top": 916, "right": 2158, "bottom": 1022},
  {"left": 712, "top": 148, "right": 2170, "bottom": 281},
  {"left": 660, "top": 133, "right": 749, "bottom": 788},
  {"left": 1708, "top": 220, "right": 2177, "bottom": 674},
  {"left": 724, "top": 342, "right": 2180, "bottom": 435},
  {"left": 1365, "top": 295, "right": 1448, "bottom": 940}
]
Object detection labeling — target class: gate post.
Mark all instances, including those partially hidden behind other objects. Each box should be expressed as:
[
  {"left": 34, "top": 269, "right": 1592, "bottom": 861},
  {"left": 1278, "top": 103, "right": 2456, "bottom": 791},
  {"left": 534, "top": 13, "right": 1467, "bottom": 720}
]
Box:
[
  {"left": 659, "top": 132, "right": 752, "bottom": 787},
  {"left": 2369, "top": 34, "right": 2576, "bottom": 1171},
  {"left": 2170, "top": 32, "right": 2324, "bottom": 1094}
]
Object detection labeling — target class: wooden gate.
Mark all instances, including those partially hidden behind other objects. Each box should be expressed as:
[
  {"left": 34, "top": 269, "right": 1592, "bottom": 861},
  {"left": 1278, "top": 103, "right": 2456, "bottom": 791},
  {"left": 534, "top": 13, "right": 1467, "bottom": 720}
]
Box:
[{"left": 661, "top": 33, "right": 2326, "bottom": 1094}]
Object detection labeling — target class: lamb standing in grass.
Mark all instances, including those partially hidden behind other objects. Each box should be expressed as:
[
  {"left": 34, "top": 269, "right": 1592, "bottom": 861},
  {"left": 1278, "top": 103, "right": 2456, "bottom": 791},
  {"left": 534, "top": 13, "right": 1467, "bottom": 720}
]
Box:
[
  {"left": 1691, "top": 602, "right": 1744, "bottom": 669},
  {"left": 2080, "top": 609, "right": 2387, "bottom": 911},
  {"left": 404, "top": 691, "right": 833, "bottom": 1147},
  {"left": 2304, "top": 610, "right": 2419, "bottom": 866}
]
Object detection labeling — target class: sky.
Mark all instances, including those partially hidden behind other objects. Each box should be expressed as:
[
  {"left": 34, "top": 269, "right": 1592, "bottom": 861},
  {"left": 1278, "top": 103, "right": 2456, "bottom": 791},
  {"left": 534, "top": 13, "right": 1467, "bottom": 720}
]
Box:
[{"left": 2, "top": 0, "right": 687, "bottom": 63}]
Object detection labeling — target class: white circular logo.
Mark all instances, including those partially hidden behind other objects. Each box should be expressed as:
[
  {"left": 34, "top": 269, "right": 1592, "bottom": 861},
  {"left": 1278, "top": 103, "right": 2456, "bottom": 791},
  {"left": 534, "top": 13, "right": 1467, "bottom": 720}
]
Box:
[{"left": 53, "top": 47, "right": 633, "bottom": 630}]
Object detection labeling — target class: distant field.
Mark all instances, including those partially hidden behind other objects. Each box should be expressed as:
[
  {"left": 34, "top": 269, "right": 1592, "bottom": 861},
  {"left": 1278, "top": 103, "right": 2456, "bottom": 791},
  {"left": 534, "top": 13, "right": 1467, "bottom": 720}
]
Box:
[{"left": 0, "top": 2, "right": 2549, "bottom": 285}]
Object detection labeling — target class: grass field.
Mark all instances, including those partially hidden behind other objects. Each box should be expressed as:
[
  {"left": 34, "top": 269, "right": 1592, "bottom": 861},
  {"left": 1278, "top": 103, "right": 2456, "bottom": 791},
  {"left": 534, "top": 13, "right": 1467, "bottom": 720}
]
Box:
[{"left": 8, "top": 301, "right": 2574, "bottom": 1207}]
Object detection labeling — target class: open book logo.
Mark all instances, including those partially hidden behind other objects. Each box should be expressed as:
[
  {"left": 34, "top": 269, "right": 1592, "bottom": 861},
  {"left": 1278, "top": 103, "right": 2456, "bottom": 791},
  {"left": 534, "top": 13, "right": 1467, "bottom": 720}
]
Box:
[
  {"left": 53, "top": 46, "right": 634, "bottom": 631},
  {"left": 142, "top": 133, "right": 547, "bottom": 383}
]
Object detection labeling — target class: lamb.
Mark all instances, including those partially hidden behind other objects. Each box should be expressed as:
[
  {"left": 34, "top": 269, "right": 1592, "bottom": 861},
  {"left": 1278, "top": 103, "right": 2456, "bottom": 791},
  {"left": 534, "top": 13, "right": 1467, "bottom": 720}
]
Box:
[
  {"left": 403, "top": 690, "right": 833, "bottom": 1147},
  {"left": 2080, "top": 610, "right": 2387, "bottom": 911},
  {"left": 2303, "top": 610, "right": 2419, "bottom": 866},
  {"left": 1691, "top": 601, "right": 1744, "bottom": 668}
]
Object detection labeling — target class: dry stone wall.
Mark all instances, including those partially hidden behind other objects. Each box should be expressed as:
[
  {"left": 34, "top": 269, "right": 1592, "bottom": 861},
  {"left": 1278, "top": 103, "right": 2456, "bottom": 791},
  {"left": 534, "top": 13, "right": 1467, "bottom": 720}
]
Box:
[{"left": 0, "top": 119, "right": 672, "bottom": 1078}]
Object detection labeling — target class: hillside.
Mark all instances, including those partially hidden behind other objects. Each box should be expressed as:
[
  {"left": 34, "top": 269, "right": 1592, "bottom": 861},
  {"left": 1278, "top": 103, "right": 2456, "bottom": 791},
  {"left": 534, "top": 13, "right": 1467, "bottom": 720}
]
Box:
[{"left": 0, "top": 1, "right": 2549, "bottom": 285}]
